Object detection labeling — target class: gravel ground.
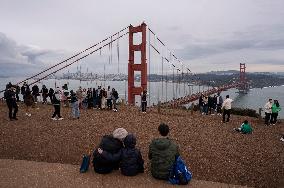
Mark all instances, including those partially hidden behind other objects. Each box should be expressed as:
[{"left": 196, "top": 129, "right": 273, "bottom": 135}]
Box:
[{"left": 0, "top": 102, "right": 283, "bottom": 188}]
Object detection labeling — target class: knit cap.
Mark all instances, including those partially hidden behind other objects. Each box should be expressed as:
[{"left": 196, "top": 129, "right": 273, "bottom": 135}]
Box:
[{"left": 113, "top": 128, "right": 128, "bottom": 140}]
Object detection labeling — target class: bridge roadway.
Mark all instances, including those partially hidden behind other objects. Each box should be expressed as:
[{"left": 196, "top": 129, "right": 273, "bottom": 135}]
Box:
[{"left": 160, "top": 82, "right": 242, "bottom": 108}]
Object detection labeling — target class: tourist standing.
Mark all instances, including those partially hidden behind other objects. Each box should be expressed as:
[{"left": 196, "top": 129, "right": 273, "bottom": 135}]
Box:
[
  {"left": 198, "top": 94, "right": 204, "bottom": 113},
  {"left": 216, "top": 93, "right": 223, "bottom": 115},
  {"left": 24, "top": 90, "right": 34, "bottom": 117},
  {"left": 106, "top": 86, "right": 112, "bottom": 110},
  {"left": 70, "top": 90, "right": 80, "bottom": 119},
  {"left": 101, "top": 88, "right": 106, "bottom": 109},
  {"left": 148, "top": 123, "right": 179, "bottom": 180},
  {"left": 264, "top": 98, "right": 273, "bottom": 125},
  {"left": 32, "top": 84, "right": 39, "bottom": 103},
  {"left": 202, "top": 96, "right": 208, "bottom": 115},
  {"left": 271, "top": 100, "right": 281, "bottom": 125},
  {"left": 15, "top": 85, "right": 20, "bottom": 102},
  {"left": 48, "top": 88, "right": 54, "bottom": 103},
  {"left": 222, "top": 95, "right": 233, "bottom": 123},
  {"left": 21, "top": 82, "right": 28, "bottom": 102},
  {"left": 76, "top": 87, "right": 83, "bottom": 109},
  {"left": 4, "top": 85, "right": 18, "bottom": 121},
  {"left": 111, "top": 88, "right": 119, "bottom": 112},
  {"left": 41, "top": 85, "right": 49, "bottom": 104},
  {"left": 51, "top": 87, "right": 63, "bottom": 120},
  {"left": 141, "top": 90, "right": 147, "bottom": 113}
]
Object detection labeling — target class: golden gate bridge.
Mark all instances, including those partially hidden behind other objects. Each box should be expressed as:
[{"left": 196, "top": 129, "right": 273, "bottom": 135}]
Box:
[{"left": 0, "top": 22, "right": 249, "bottom": 107}]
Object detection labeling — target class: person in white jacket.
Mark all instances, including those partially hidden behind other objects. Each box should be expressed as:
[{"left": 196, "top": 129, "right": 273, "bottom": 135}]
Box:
[
  {"left": 222, "top": 95, "right": 233, "bottom": 122},
  {"left": 264, "top": 98, "right": 273, "bottom": 125}
]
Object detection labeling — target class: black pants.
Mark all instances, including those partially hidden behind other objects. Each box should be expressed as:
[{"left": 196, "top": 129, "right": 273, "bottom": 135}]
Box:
[
  {"left": 222, "top": 109, "right": 231, "bottom": 122},
  {"left": 52, "top": 105, "right": 61, "bottom": 118},
  {"left": 107, "top": 99, "right": 112, "bottom": 109},
  {"left": 264, "top": 112, "right": 271, "bottom": 125},
  {"left": 141, "top": 101, "right": 147, "bottom": 112},
  {"left": 217, "top": 104, "right": 222, "bottom": 114},
  {"left": 16, "top": 94, "right": 19, "bottom": 102},
  {"left": 6, "top": 100, "right": 18, "bottom": 119},
  {"left": 270, "top": 113, "right": 278, "bottom": 124}
]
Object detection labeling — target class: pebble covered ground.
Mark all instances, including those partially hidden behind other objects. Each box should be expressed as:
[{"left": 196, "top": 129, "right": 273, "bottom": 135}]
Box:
[{"left": 0, "top": 102, "right": 283, "bottom": 187}]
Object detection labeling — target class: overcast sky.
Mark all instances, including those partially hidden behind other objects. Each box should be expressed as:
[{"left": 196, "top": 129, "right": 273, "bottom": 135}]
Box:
[{"left": 0, "top": 0, "right": 284, "bottom": 77}]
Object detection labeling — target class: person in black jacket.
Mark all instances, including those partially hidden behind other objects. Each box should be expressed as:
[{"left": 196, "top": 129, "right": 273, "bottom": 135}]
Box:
[
  {"left": 48, "top": 88, "right": 54, "bottom": 103},
  {"left": 120, "top": 134, "right": 144, "bottom": 176},
  {"left": 92, "top": 128, "right": 128, "bottom": 174},
  {"left": 4, "top": 85, "right": 18, "bottom": 121},
  {"left": 32, "top": 84, "right": 39, "bottom": 103},
  {"left": 98, "top": 134, "right": 144, "bottom": 176}
]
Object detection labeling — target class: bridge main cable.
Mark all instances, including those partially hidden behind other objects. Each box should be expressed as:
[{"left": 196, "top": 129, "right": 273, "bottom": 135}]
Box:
[
  {"left": 0, "top": 26, "right": 129, "bottom": 93},
  {"left": 27, "top": 31, "right": 129, "bottom": 86}
]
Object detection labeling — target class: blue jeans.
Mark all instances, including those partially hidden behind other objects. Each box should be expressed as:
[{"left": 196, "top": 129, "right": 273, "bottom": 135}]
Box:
[{"left": 71, "top": 101, "right": 80, "bottom": 118}]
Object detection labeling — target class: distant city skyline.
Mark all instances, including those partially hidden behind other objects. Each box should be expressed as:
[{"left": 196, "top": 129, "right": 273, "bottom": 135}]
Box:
[{"left": 1, "top": 0, "right": 284, "bottom": 77}]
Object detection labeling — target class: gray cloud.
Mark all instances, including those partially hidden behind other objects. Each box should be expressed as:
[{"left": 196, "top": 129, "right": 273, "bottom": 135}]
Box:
[{"left": 0, "top": 32, "right": 68, "bottom": 76}]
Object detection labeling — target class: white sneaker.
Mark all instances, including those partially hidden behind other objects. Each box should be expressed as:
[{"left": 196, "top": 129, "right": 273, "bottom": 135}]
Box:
[
  {"left": 28, "top": 114, "right": 31, "bottom": 117},
  {"left": 25, "top": 113, "right": 29, "bottom": 116},
  {"left": 58, "top": 117, "right": 64, "bottom": 120},
  {"left": 280, "top": 137, "right": 284, "bottom": 142},
  {"left": 51, "top": 117, "right": 57, "bottom": 121}
]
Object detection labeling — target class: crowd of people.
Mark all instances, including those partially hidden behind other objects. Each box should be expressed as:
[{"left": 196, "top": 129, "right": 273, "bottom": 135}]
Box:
[{"left": 3, "top": 82, "right": 120, "bottom": 121}]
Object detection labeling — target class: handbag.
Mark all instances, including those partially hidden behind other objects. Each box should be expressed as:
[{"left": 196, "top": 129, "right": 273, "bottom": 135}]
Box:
[{"left": 80, "top": 154, "right": 91, "bottom": 173}]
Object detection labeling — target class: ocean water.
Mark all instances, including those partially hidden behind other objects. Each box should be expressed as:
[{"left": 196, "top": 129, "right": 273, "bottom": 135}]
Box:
[{"left": 1, "top": 78, "right": 283, "bottom": 118}]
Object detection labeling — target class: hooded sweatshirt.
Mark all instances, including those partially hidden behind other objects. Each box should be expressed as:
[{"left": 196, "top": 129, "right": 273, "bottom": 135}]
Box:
[
  {"left": 148, "top": 137, "right": 179, "bottom": 180},
  {"left": 120, "top": 134, "right": 144, "bottom": 176}
]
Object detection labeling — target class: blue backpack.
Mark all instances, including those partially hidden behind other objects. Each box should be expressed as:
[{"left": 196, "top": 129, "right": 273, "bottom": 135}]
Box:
[{"left": 169, "top": 156, "right": 192, "bottom": 185}]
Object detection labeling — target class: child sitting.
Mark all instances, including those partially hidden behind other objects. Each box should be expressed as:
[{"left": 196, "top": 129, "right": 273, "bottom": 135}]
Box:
[
  {"left": 120, "top": 134, "right": 144, "bottom": 176},
  {"left": 234, "top": 120, "right": 253, "bottom": 134},
  {"left": 98, "top": 134, "right": 144, "bottom": 176}
]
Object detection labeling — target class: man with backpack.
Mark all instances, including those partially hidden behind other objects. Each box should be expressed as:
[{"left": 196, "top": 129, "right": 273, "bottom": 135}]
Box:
[
  {"left": 4, "top": 84, "right": 18, "bottom": 121},
  {"left": 148, "top": 123, "right": 179, "bottom": 180}
]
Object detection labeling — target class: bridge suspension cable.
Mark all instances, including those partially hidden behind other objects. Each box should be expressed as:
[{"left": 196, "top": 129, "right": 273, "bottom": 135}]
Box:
[
  {"left": 0, "top": 26, "right": 129, "bottom": 93},
  {"left": 27, "top": 31, "right": 129, "bottom": 86}
]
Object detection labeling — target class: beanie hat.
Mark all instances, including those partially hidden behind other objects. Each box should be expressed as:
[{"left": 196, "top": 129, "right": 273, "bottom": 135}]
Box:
[{"left": 113, "top": 128, "right": 128, "bottom": 140}]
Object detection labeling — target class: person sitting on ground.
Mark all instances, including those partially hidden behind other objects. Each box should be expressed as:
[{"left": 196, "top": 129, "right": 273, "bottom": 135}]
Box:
[
  {"left": 98, "top": 134, "right": 144, "bottom": 176},
  {"left": 148, "top": 123, "right": 179, "bottom": 180},
  {"left": 234, "top": 120, "right": 253, "bottom": 134},
  {"left": 92, "top": 128, "right": 128, "bottom": 174}
]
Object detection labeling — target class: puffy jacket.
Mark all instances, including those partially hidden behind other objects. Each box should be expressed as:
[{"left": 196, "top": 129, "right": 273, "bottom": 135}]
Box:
[
  {"left": 92, "top": 135, "right": 123, "bottom": 174},
  {"left": 148, "top": 137, "right": 179, "bottom": 180},
  {"left": 120, "top": 134, "right": 144, "bottom": 176},
  {"left": 272, "top": 104, "right": 281, "bottom": 113}
]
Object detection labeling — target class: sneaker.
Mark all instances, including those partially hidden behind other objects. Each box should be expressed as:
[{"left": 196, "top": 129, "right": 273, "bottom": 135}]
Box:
[
  {"left": 280, "top": 137, "right": 284, "bottom": 142},
  {"left": 28, "top": 114, "right": 31, "bottom": 117},
  {"left": 26, "top": 113, "right": 29, "bottom": 116},
  {"left": 51, "top": 117, "right": 57, "bottom": 121},
  {"left": 13, "top": 117, "right": 18, "bottom": 120},
  {"left": 58, "top": 117, "right": 64, "bottom": 120}
]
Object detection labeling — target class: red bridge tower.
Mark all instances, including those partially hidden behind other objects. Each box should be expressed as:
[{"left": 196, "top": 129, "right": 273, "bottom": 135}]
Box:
[{"left": 128, "top": 23, "right": 147, "bottom": 104}]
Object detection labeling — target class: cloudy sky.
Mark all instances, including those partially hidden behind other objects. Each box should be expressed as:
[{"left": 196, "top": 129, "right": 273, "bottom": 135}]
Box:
[{"left": 0, "top": 0, "right": 284, "bottom": 77}]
